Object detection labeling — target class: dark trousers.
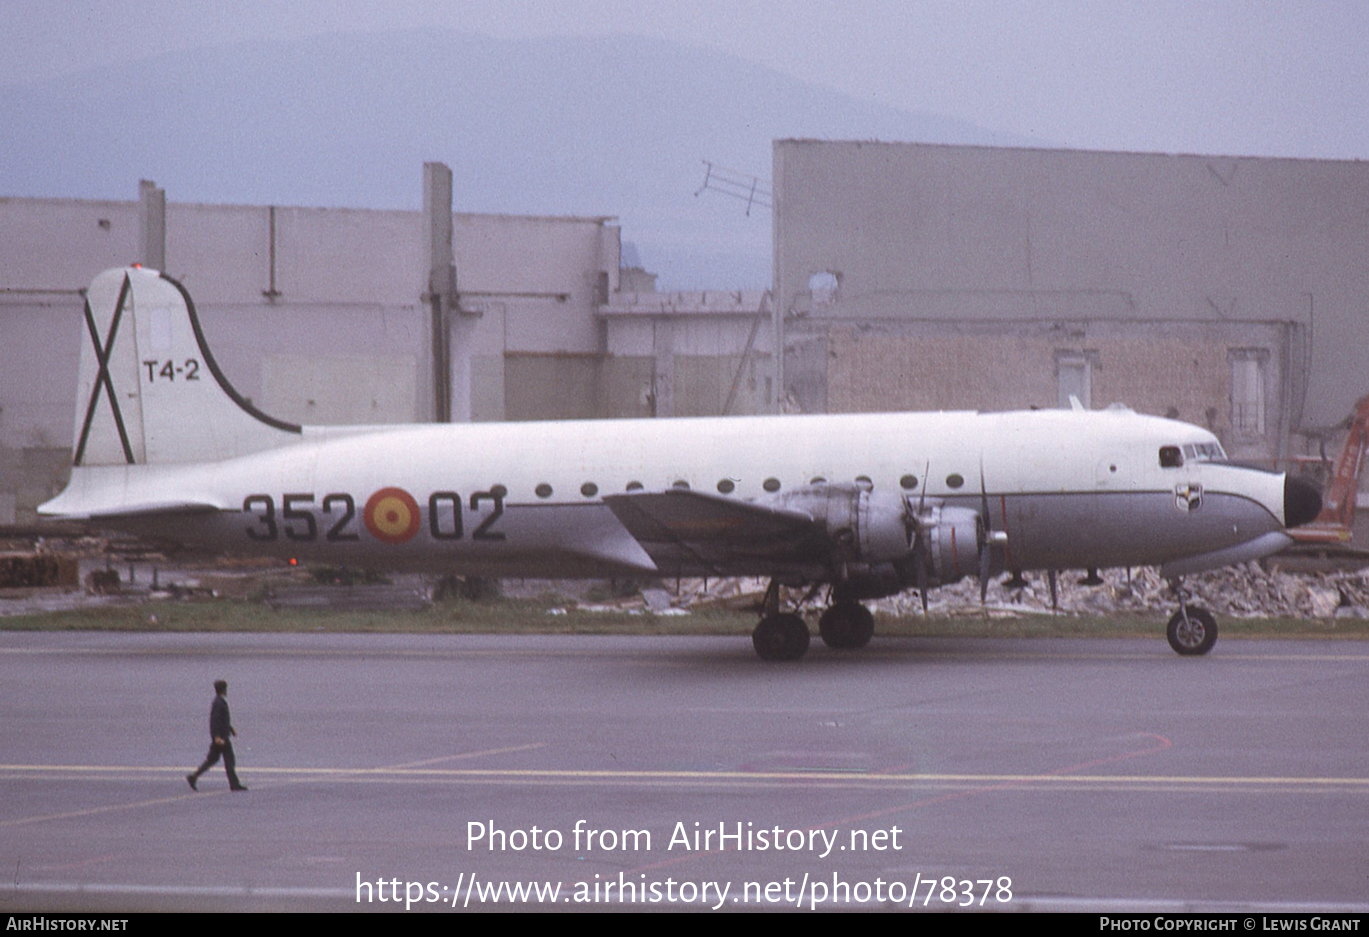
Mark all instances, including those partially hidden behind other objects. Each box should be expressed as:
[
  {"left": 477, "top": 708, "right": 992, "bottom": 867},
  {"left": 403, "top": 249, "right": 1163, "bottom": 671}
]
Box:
[{"left": 192, "top": 739, "right": 242, "bottom": 788}]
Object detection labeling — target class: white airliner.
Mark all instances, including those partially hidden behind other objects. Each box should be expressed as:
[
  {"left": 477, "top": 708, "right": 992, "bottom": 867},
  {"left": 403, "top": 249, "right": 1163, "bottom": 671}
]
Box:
[{"left": 40, "top": 267, "right": 1322, "bottom": 659}]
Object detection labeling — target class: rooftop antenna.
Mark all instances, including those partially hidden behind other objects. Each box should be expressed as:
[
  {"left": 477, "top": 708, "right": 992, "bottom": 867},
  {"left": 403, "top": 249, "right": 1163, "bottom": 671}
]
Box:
[{"left": 695, "top": 160, "right": 772, "bottom": 216}]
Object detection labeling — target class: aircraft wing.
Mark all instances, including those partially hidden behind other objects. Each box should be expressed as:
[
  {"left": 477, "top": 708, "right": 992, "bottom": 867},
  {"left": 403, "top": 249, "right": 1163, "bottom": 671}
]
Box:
[{"left": 602, "top": 489, "right": 832, "bottom": 574}]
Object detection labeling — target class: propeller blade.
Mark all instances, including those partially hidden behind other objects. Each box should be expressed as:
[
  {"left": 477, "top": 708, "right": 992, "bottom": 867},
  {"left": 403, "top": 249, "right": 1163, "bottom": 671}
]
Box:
[
  {"left": 912, "top": 460, "right": 931, "bottom": 613},
  {"left": 912, "top": 527, "right": 929, "bottom": 613},
  {"left": 977, "top": 457, "right": 992, "bottom": 603},
  {"left": 978, "top": 456, "right": 992, "bottom": 523},
  {"left": 979, "top": 532, "right": 991, "bottom": 603}
]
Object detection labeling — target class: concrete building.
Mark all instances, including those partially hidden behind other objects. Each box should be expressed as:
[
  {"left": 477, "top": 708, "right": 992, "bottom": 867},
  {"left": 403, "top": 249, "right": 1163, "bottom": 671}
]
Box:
[
  {"left": 599, "top": 288, "right": 772, "bottom": 419},
  {"left": 772, "top": 139, "right": 1369, "bottom": 471}
]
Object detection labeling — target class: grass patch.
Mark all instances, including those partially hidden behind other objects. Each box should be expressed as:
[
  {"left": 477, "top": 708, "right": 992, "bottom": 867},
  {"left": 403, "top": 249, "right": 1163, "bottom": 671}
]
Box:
[
  {"left": 3, "top": 595, "right": 1368, "bottom": 639},
  {"left": 0, "top": 597, "right": 755, "bottom": 635}
]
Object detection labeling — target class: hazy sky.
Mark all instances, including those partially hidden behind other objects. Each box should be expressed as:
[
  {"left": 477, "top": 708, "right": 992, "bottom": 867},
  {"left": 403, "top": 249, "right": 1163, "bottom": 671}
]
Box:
[{"left": 5, "top": 0, "right": 1368, "bottom": 162}]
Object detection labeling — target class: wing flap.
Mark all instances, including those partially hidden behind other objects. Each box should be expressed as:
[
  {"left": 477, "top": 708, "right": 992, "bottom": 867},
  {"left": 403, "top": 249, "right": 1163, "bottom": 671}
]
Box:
[{"left": 602, "top": 489, "right": 829, "bottom": 572}]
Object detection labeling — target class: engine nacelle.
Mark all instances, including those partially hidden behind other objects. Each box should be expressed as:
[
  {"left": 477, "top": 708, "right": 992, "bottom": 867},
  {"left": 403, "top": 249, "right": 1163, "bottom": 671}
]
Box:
[
  {"left": 765, "top": 484, "right": 987, "bottom": 591},
  {"left": 768, "top": 484, "right": 912, "bottom": 563},
  {"left": 917, "top": 504, "right": 984, "bottom": 586}
]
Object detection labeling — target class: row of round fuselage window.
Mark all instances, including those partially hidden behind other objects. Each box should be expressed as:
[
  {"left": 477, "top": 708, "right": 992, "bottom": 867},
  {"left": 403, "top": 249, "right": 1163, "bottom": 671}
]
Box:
[{"left": 531, "top": 472, "right": 967, "bottom": 500}]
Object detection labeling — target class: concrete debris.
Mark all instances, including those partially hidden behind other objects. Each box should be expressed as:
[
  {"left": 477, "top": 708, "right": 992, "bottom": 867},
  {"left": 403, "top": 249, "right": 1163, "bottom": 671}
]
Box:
[
  {"left": 883, "top": 564, "right": 1369, "bottom": 619},
  {"left": 640, "top": 588, "right": 675, "bottom": 613},
  {"left": 551, "top": 565, "right": 1369, "bottom": 620}
]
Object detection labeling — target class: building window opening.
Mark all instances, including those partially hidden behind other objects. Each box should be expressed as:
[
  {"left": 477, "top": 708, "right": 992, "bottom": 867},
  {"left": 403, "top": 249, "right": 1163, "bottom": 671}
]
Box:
[
  {"left": 1055, "top": 350, "right": 1096, "bottom": 410},
  {"left": 808, "top": 270, "right": 840, "bottom": 310},
  {"left": 1229, "top": 349, "right": 1268, "bottom": 438}
]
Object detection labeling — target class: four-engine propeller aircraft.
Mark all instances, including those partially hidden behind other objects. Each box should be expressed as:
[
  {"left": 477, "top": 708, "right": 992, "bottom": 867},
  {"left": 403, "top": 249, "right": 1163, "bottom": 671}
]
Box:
[{"left": 40, "top": 267, "right": 1323, "bottom": 659}]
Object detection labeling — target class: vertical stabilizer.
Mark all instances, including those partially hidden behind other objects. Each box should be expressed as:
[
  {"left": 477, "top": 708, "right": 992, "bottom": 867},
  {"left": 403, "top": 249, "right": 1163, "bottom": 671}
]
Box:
[{"left": 72, "top": 267, "right": 301, "bottom": 466}]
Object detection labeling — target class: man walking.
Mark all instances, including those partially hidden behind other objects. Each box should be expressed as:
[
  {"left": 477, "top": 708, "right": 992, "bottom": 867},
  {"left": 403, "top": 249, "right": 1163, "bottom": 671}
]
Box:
[{"left": 186, "top": 679, "right": 247, "bottom": 791}]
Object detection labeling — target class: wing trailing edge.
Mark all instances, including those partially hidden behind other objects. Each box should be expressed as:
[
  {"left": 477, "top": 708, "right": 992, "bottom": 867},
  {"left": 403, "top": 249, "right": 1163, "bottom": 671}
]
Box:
[{"left": 603, "top": 489, "right": 830, "bottom": 574}]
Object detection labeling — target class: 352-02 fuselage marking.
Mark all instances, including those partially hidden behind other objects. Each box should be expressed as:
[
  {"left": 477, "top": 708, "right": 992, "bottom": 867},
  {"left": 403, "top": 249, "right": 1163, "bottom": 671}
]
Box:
[{"left": 240, "top": 489, "right": 508, "bottom": 545}]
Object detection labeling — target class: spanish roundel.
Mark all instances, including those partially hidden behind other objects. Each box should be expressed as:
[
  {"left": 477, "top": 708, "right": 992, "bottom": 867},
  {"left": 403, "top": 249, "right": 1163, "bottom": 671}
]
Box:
[{"left": 364, "top": 487, "right": 421, "bottom": 543}]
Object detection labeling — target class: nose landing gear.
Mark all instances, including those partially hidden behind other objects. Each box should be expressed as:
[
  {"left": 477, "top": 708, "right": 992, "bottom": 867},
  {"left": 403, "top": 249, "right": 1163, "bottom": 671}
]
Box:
[{"left": 1166, "top": 580, "right": 1217, "bottom": 655}]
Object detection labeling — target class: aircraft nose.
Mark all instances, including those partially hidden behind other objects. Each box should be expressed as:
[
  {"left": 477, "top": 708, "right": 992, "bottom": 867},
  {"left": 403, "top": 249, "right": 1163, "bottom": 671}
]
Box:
[{"left": 1284, "top": 475, "right": 1323, "bottom": 528}]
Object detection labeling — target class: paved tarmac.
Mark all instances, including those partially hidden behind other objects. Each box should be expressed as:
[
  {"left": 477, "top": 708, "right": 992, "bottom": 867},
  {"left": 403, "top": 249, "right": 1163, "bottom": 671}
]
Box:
[{"left": 2, "top": 631, "right": 1366, "bottom": 912}]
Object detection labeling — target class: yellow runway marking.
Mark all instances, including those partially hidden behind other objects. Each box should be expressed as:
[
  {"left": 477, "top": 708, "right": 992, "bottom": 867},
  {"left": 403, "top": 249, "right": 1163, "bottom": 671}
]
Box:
[
  {"left": 6, "top": 763, "right": 1363, "bottom": 830},
  {"left": 386, "top": 742, "right": 546, "bottom": 769},
  {"left": 1, "top": 791, "right": 219, "bottom": 828},
  {"left": 0, "top": 743, "right": 549, "bottom": 828}
]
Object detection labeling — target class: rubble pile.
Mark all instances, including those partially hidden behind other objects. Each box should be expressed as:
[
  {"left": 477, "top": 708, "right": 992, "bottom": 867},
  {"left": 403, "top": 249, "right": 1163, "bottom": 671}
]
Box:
[
  {"left": 866, "top": 564, "right": 1362, "bottom": 619},
  {"left": 632, "top": 565, "right": 1369, "bottom": 620}
]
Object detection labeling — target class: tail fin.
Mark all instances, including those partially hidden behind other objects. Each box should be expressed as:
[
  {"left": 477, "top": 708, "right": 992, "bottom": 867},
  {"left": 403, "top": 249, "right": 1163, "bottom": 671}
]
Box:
[{"left": 73, "top": 267, "right": 300, "bottom": 466}]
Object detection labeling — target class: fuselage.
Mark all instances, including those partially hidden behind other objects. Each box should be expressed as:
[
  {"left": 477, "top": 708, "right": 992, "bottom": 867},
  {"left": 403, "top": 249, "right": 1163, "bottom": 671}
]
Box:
[{"left": 44, "top": 406, "right": 1298, "bottom": 580}]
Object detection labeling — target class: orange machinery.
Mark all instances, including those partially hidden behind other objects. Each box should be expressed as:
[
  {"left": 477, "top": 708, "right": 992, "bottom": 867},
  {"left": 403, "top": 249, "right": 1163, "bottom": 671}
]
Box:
[{"left": 1287, "top": 395, "right": 1369, "bottom": 545}]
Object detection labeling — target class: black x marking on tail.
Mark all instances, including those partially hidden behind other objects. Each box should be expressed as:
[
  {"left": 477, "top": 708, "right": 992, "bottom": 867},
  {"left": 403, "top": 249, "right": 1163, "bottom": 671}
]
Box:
[{"left": 73, "top": 273, "right": 136, "bottom": 466}]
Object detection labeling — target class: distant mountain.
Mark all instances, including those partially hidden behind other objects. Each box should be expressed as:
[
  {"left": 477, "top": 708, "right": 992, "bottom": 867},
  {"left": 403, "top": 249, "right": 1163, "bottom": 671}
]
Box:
[{"left": 1, "top": 30, "right": 1034, "bottom": 289}]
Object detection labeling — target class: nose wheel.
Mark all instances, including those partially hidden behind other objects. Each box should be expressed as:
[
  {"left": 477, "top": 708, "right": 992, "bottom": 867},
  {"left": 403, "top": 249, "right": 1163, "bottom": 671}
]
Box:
[{"left": 1166, "top": 604, "right": 1217, "bottom": 656}]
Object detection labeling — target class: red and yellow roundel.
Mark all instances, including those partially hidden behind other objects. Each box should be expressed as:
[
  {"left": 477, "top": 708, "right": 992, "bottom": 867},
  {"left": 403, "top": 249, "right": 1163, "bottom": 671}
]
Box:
[{"left": 364, "top": 487, "right": 421, "bottom": 544}]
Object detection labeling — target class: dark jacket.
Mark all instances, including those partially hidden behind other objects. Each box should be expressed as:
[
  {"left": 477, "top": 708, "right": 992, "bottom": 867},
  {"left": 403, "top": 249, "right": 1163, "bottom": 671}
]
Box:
[{"left": 210, "top": 694, "right": 233, "bottom": 740}]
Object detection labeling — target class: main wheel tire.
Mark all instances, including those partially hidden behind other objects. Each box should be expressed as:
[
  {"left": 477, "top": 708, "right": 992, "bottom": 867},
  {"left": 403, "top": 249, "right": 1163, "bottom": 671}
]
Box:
[
  {"left": 1166, "top": 605, "right": 1217, "bottom": 656},
  {"left": 818, "top": 601, "right": 875, "bottom": 650},
  {"left": 753, "top": 613, "right": 810, "bottom": 661}
]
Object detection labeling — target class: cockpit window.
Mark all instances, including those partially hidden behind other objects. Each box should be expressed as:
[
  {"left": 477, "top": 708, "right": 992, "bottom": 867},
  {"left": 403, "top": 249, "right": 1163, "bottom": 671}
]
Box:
[
  {"left": 1182, "top": 441, "right": 1227, "bottom": 462},
  {"left": 1159, "top": 446, "right": 1184, "bottom": 468}
]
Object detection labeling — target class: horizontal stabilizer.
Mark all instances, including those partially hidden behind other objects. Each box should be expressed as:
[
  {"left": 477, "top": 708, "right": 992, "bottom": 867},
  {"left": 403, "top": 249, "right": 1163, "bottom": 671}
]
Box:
[
  {"left": 40, "top": 495, "right": 222, "bottom": 521},
  {"left": 77, "top": 500, "right": 222, "bottom": 520}
]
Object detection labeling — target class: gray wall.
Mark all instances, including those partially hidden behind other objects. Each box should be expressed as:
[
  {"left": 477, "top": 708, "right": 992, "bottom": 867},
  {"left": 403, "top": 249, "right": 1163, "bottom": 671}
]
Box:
[{"left": 773, "top": 140, "right": 1369, "bottom": 463}]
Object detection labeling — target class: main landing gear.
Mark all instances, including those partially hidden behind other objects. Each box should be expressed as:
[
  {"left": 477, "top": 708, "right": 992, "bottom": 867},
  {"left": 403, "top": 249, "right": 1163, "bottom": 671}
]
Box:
[
  {"left": 752, "top": 612, "right": 809, "bottom": 661},
  {"left": 1166, "top": 580, "right": 1217, "bottom": 656},
  {"left": 818, "top": 600, "right": 875, "bottom": 650},
  {"left": 752, "top": 581, "right": 875, "bottom": 661}
]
